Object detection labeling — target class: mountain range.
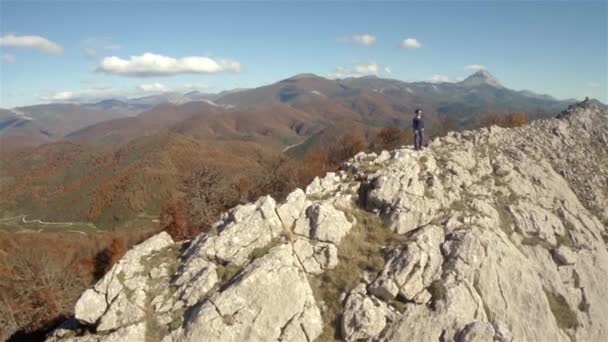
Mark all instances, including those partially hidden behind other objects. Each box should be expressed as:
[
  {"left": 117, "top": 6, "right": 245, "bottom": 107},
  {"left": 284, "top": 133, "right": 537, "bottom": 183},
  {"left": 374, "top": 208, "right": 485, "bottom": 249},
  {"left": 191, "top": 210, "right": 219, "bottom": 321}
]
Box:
[
  {"left": 0, "top": 70, "right": 603, "bottom": 228},
  {"left": 0, "top": 70, "right": 584, "bottom": 152}
]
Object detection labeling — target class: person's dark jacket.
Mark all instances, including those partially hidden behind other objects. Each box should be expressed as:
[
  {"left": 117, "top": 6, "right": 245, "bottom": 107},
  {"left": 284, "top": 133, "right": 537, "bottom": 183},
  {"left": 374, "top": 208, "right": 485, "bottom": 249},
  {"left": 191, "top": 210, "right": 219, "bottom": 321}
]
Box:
[{"left": 413, "top": 117, "right": 424, "bottom": 131}]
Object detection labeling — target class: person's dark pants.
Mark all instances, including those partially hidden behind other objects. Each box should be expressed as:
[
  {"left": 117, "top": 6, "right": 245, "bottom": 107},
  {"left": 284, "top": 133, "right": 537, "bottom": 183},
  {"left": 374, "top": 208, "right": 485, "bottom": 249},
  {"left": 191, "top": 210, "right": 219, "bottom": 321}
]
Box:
[{"left": 414, "top": 130, "right": 424, "bottom": 149}]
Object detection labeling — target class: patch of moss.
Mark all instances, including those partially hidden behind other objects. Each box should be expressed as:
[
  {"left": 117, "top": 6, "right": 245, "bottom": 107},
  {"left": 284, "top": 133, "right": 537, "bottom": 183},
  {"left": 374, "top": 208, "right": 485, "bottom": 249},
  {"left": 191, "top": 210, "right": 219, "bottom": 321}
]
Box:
[
  {"left": 250, "top": 238, "right": 282, "bottom": 260},
  {"left": 428, "top": 279, "right": 446, "bottom": 305},
  {"left": 116, "top": 270, "right": 126, "bottom": 284},
  {"left": 168, "top": 316, "right": 183, "bottom": 331},
  {"left": 113, "top": 270, "right": 136, "bottom": 299},
  {"left": 140, "top": 245, "right": 181, "bottom": 274},
  {"left": 144, "top": 291, "right": 168, "bottom": 342},
  {"left": 215, "top": 263, "right": 243, "bottom": 285}
]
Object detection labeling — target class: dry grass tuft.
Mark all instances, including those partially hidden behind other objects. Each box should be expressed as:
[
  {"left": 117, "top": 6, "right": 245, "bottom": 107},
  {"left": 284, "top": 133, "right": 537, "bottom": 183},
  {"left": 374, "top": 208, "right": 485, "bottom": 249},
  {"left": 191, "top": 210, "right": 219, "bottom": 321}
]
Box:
[{"left": 311, "top": 206, "right": 406, "bottom": 341}]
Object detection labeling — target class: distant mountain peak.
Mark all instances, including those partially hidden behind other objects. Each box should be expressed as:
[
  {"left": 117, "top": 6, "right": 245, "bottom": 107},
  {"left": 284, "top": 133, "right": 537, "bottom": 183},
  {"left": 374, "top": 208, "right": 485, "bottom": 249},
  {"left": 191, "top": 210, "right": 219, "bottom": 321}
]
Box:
[
  {"left": 460, "top": 69, "right": 503, "bottom": 88},
  {"left": 284, "top": 73, "right": 324, "bottom": 81}
]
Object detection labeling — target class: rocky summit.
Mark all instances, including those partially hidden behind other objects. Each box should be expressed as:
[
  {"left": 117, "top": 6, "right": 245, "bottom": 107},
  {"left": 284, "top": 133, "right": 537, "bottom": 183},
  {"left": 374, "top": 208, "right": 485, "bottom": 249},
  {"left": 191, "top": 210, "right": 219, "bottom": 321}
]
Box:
[{"left": 48, "top": 101, "right": 608, "bottom": 342}]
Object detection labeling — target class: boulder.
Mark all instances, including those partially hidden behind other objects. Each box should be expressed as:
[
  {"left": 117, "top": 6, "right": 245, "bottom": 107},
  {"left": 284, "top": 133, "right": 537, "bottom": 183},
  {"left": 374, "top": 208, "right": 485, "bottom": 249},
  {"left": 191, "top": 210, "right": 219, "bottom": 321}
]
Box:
[
  {"left": 294, "top": 202, "right": 353, "bottom": 245},
  {"left": 292, "top": 237, "right": 338, "bottom": 275},
  {"left": 74, "top": 232, "right": 174, "bottom": 330},
  {"left": 457, "top": 321, "right": 495, "bottom": 342},
  {"left": 199, "top": 196, "right": 283, "bottom": 265},
  {"left": 369, "top": 225, "right": 445, "bottom": 301},
  {"left": 341, "top": 284, "right": 394, "bottom": 341},
  {"left": 167, "top": 244, "right": 323, "bottom": 342}
]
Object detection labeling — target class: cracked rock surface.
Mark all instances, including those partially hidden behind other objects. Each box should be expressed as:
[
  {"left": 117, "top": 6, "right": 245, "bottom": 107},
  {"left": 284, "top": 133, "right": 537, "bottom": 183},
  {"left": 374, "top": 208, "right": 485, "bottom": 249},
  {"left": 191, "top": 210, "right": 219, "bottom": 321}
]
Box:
[{"left": 49, "top": 101, "right": 608, "bottom": 342}]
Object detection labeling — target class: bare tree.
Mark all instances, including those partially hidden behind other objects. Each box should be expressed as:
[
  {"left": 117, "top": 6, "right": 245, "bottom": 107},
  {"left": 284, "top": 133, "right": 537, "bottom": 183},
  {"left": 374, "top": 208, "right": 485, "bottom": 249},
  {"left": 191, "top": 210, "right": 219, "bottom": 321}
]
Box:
[{"left": 179, "top": 166, "right": 239, "bottom": 232}]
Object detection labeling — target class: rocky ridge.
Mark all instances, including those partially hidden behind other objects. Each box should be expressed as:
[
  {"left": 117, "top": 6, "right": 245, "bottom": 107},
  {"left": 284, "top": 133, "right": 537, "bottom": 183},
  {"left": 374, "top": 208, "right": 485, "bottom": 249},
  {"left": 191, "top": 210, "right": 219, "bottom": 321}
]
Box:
[{"left": 49, "top": 101, "right": 608, "bottom": 341}]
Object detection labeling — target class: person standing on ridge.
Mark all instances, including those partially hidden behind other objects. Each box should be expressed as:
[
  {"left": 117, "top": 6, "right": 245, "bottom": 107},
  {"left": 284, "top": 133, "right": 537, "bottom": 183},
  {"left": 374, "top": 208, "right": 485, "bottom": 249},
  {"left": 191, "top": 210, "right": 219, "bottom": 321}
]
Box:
[{"left": 413, "top": 109, "right": 425, "bottom": 150}]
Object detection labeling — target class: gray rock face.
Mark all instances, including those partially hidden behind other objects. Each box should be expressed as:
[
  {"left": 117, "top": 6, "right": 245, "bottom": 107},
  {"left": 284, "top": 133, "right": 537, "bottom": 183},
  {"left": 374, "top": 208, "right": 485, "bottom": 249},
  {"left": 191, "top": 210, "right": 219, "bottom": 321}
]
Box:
[
  {"left": 166, "top": 244, "right": 322, "bottom": 342},
  {"left": 457, "top": 321, "right": 495, "bottom": 342},
  {"left": 73, "top": 232, "right": 174, "bottom": 331},
  {"left": 297, "top": 202, "right": 353, "bottom": 244},
  {"left": 341, "top": 283, "right": 395, "bottom": 341},
  {"left": 73, "top": 289, "right": 106, "bottom": 326},
  {"left": 292, "top": 238, "right": 338, "bottom": 275},
  {"left": 201, "top": 196, "right": 284, "bottom": 266},
  {"left": 369, "top": 225, "right": 445, "bottom": 301},
  {"left": 49, "top": 102, "right": 608, "bottom": 342}
]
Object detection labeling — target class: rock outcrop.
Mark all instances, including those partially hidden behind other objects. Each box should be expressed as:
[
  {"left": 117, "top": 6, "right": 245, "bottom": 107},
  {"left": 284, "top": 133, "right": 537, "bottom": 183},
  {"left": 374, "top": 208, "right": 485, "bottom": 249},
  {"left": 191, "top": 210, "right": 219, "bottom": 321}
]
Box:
[{"left": 49, "top": 101, "right": 608, "bottom": 342}]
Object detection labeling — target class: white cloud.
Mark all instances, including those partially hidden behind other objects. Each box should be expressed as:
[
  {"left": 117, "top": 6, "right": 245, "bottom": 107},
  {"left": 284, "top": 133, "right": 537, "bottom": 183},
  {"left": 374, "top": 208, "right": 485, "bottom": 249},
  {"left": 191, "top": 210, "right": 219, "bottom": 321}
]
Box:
[
  {"left": 41, "top": 87, "right": 117, "bottom": 103},
  {"left": 384, "top": 67, "right": 392, "bottom": 74},
  {"left": 338, "top": 34, "right": 376, "bottom": 46},
  {"left": 352, "top": 34, "right": 376, "bottom": 46},
  {"left": 1, "top": 53, "right": 16, "bottom": 63},
  {"left": 96, "top": 52, "right": 242, "bottom": 77},
  {"left": 328, "top": 61, "right": 388, "bottom": 79},
  {"left": 328, "top": 66, "right": 355, "bottom": 79},
  {"left": 465, "top": 64, "right": 486, "bottom": 71},
  {"left": 40, "top": 82, "right": 212, "bottom": 103},
  {"left": 428, "top": 74, "right": 464, "bottom": 83},
  {"left": 429, "top": 75, "right": 452, "bottom": 83},
  {"left": 138, "top": 82, "right": 171, "bottom": 93},
  {"left": 401, "top": 38, "right": 421, "bottom": 49},
  {"left": 0, "top": 34, "right": 63, "bottom": 54},
  {"left": 355, "top": 61, "right": 379, "bottom": 74},
  {"left": 48, "top": 91, "right": 74, "bottom": 101},
  {"left": 587, "top": 82, "right": 601, "bottom": 88}
]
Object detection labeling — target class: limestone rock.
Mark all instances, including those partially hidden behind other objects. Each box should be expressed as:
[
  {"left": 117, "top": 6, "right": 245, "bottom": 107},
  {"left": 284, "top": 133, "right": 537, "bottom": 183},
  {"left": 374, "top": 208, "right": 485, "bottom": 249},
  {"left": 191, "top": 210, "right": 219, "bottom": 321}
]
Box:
[
  {"left": 74, "top": 232, "right": 174, "bottom": 330},
  {"left": 369, "top": 225, "right": 445, "bottom": 301},
  {"left": 172, "top": 256, "right": 218, "bottom": 307},
  {"left": 74, "top": 289, "right": 106, "bottom": 325},
  {"left": 200, "top": 196, "right": 283, "bottom": 265},
  {"left": 306, "top": 172, "right": 341, "bottom": 196},
  {"left": 276, "top": 188, "right": 309, "bottom": 229},
  {"left": 457, "top": 321, "right": 495, "bottom": 342},
  {"left": 166, "top": 244, "right": 323, "bottom": 342},
  {"left": 553, "top": 245, "right": 577, "bottom": 265},
  {"left": 341, "top": 284, "right": 393, "bottom": 341},
  {"left": 492, "top": 320, "right": 513, "bottom": 342},
  {"left": 294, "top": 202, "right": 353, "bottom": 245},
  {"left": 292, "top": 237, "right": 338, "bottom": 275}
]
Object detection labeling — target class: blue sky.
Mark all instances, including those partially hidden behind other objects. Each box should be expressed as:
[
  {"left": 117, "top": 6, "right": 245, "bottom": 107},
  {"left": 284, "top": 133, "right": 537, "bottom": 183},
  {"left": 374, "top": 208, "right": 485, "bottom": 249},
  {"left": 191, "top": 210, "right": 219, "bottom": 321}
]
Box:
[{"left": 1, "top": 1, "right": 606, "bottom": 107}]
